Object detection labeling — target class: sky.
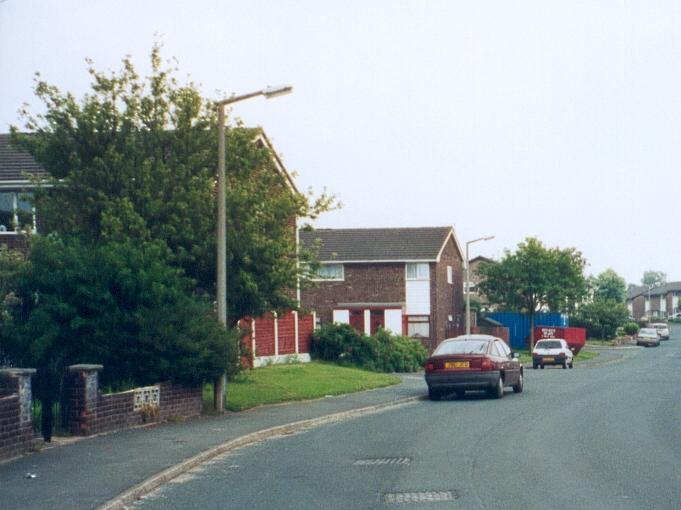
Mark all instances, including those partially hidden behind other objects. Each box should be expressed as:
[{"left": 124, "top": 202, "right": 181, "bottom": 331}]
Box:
[{"left": 1, "top": 0, "right": 679, "bottom": 284}]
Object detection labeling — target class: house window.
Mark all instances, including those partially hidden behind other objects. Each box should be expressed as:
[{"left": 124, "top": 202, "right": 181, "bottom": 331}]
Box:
[
  {"left": 406, "top": 263, "right": 429, "bottom": 280},
  {"left": 313, "top": 263, "right": 344, "bottom": 281},
  {"left": 0, "top": 191, "right": 35, "bottom": 233},
  {"left": 407, "top": 315, "right": 430, "bottom": 337},
  {"left": 447, "top": 266, "right": 453, "bottom": 284}
]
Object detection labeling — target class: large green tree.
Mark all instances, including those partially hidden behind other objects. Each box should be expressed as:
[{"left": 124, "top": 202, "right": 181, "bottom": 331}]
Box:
[
  {"left": 12, "top": 45, "right": 332, "bottom": 324},
  {"left": 591, "top": 268, "right": 627, "bottom": 303},
  {"left": 571, "top": 299, "right": 630, "bottom": 340},
  {"left": 477, "top": 237, "right": 587, "bottom": 350},
  {"left": 641, "top": 270, "right": 666, "bottom": 288}
]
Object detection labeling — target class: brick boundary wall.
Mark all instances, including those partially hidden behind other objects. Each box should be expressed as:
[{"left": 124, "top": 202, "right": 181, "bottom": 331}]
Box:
[
  {"left": 0, "top": 368, "right": 37, "bottom": 461},
  {"left": 67, "top": 365, "right": 202, "bottom": 437},
  {"left": 240, "top": 311, "right": 316, "bottom": 367}
]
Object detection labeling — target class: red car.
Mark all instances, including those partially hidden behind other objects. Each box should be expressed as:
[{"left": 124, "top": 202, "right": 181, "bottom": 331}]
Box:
[{"left": 424, "top": 334, "right": 523, "bottom": 400}]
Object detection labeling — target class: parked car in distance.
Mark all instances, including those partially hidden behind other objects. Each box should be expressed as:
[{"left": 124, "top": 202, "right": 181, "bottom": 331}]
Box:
[
  {"left": 532, "top": 339, "right": 574, "bottom": 369},
  {"left": 424, "top": 335, "right": 523, "bottom": 400},
  {"left": 649, "top": 323, "right": 670, "bottom": 340},
  {"left": 636, "top": 328, "right": 661, "bottom": 347}
]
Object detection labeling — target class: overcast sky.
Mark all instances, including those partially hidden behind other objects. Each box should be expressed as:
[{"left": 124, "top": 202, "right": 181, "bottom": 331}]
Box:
[{"left": 1, "top": 1, "right": 679, "bottom": 284}]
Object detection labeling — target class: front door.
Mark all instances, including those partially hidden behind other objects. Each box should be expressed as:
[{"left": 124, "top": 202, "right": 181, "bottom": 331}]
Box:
[
  {"left": 370, "top": 310, "right": 384, "bottom": 334},
  {"left": 349, "top": 310, "right": 364, "bottom": 334}
]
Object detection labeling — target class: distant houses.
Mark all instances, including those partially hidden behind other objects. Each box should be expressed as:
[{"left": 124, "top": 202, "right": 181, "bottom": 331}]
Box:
[{"left": 626, "top": 283, "right": 681, "bottom": 320}]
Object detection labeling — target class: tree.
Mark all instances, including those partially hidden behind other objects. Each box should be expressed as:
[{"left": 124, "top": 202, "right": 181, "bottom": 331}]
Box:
[
  {"left": 477, "top": 237, "right": 587, "bottom": 350},
  {"left": 642, "top": 270, "right": 666, "bottom": 288},
  {"left": 12, "top": 44, "right": 333, "bottom": 325},
  {"left": 570, "top": 299, "right": 630, "bottom": 340},
  {"left": 0, "top": 236, "right": 240, "bottom": 439},
  {"left": 592, "top": 269, "right": 627, "bottom": 303}
]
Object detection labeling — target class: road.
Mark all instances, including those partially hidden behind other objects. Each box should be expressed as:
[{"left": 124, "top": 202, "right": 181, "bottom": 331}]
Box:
[{"left": 135, "top": 327, "right": 681, "bottom": 509}]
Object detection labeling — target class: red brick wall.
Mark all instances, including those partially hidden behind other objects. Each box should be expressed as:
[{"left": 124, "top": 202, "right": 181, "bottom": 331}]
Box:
[
  {"left": 0, "top": 394, "right": 34, "bottom": 461},
  {"left": 298, "top": 314, "right": 314, "bottom": 354},
  {"left": 430, "top": 236, "right": 464, "bottom": 349},
  {"left": 68, "top": 370, "right": 202, "bottom": 437},
  {"left": 300, "top": 263, "right": 405, "bottom": 324},
  {"left": 0, "top": 234, "right": 28, "bottom": 252}
]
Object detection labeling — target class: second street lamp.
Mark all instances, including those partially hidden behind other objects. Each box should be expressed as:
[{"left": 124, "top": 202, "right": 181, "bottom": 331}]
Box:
[
  {"left": 465, "top": 236, "right": 495, "bottom": 335},
  {"left": 214, "top": 84, "right": 293, "bottom": 412}
]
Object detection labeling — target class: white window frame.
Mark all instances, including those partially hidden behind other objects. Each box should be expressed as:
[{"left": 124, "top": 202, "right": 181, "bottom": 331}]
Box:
[
  {"left": 407, "top": 315, "right": 430, "bottom": 337},
  {"left": 312, "top": 263, "right": 344, "bottom": 281},
  {"left": 447, "top": 265, "right": 453, "bottom": 284},
  {"left": 406, "top": 263, "right": 430, "bottom": 281},
  {"left": 0, "top": 191, "right": 36, "bottom": 234}
]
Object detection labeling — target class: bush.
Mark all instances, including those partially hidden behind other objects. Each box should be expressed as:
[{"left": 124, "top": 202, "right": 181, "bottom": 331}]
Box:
[
  {"left": 623, "top": 322, "right": 640, "bottom": 336},
  {"left": 311, "top": 323, "right": 427, "bottom": 373}
]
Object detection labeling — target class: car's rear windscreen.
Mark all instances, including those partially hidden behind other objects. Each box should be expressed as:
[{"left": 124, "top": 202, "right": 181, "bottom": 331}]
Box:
[
  {"left": 536, "top": 341, "right": 562, "bottom": 349},
  {"left": 434, "top": 340, "right": 489, "bottom": 355}
]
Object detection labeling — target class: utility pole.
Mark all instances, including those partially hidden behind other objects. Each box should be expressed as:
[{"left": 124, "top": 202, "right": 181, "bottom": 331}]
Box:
[
  {"left": 465, "top": 236, "right": 494, "bottom": 335},
  {"left": 213, "top": 85, "right": 292, "bottom": 412}
]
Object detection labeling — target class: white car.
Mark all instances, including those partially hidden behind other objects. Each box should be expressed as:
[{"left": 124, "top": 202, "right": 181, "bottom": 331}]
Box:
[
  {"left": 532, "top": 339, "right": 574, "bottom": 369},
  {"left": 636, "top": 328, "right": 660, "bottom": 347},
  {"left": 649, "top": 323, "right": 670, "bottom": 340}
]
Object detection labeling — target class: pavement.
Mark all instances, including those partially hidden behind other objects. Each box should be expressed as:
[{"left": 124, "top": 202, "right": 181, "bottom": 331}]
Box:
[
  {"left": 0, "top": 346, "right": 619, "bottom": 510},
  {"left": 0, "top": 374, "right": 424, "bottom": 510}
]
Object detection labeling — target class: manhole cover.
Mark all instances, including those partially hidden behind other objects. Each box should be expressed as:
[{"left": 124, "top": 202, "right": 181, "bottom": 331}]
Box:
[
  {"left": 384, "top": 491, "right": 458, "bottom": 504},
  {"left": 354, "top": 457, "right": 411, "bottom": 466}
]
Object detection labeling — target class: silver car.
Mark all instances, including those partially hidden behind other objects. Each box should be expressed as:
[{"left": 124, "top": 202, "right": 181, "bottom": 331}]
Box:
[
  {"left": 637, "top": 328, "right": 661, "bottom": 347},
  {"left": 649, "top": 323, "right": 670, "bottom": 340}
]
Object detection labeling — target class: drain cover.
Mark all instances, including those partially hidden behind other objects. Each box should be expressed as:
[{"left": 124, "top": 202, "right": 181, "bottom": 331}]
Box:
[
  {"left": 354, "top": 457, "right": 411, "bottom": 466},
  {"left": 383, "top": 491, "right": 458, "bottom": 504}
]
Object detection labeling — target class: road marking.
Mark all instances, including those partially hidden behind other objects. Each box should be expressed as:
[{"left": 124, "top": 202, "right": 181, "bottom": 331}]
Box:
[
  {"left": 354, "top": 457, "right": 411, "bottom": 466},
  {"left": 384, "top": 491, "right": 458, "bottom": 504}
]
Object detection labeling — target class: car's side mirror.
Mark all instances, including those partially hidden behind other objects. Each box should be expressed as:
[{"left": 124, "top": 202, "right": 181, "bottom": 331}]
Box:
[
  {"left": 570, "top": 347, "right": 575, "bottom": 352},
  {"left": 512, "top": 352, "right": 519, "bottom": 359}
]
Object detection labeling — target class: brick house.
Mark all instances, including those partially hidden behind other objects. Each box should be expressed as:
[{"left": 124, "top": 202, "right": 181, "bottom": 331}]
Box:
[
  {"left": 627, "top": 282, "right": 681, "bottom": 320},
  {"left": 0, "top": 134, "right": 46, "bottom": 251},
  {"left": 299, "top": 227, "right": 465, "bottom": 350}
]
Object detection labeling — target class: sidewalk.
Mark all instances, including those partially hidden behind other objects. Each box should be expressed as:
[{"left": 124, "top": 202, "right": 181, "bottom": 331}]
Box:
[{"left": 0, "top": 376, "right": 425, "bottom": 510}]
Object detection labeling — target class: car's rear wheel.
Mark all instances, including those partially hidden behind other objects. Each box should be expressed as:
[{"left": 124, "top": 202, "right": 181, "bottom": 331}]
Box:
[
  {"left": 563, "top": 360, "right": 568, "bottom": 369},
  {"left": 428, "top": 386, "right": 442, "bottom": 401},
  {"left": 512, "top": 372, "right": 523, "bottom": 393},
  {"left": 569, "top": 360, "right": 574, "bottom": 368},
  {"left": 489, "top": 376, "right": 504, "bottom": 399},
  {"left": 532, "top": 363, "right": 538, "bottom": 369},
  {"left": 540, "top": 364, "right": 545, "bottom": 369}
]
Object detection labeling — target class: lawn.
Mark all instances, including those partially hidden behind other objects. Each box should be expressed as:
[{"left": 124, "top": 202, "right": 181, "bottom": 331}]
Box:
[
  {"left": 204, "top": 362, "right": 401, "bottom": 412},
  {"left": 585, "top": 339, "right": 618, "bottom": 347}
]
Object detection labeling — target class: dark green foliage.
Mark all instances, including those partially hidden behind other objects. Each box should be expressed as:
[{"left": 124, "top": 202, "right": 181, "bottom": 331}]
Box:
[
  {"left": 12, "top": 45, "right": 334, "bottom": 325},
  {"left": 623, "top": 322, "right": 640, "bottom": 336},
  {"left": 570, "top": 299, "right": 630, "bottom": 340},
  {"left": 311, "top": 323, "right": 427, "bottom": 373},
  {"left": 590, "top": 269, "right": 627, "bottom": 303},
  {"left": 0, "top": 237, "right": 240, "bottom": 388}
]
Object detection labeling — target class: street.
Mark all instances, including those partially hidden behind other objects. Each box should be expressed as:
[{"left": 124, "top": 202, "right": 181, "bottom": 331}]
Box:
[{"left": 135, "top": 327, "right": 681, "bottom": 509}]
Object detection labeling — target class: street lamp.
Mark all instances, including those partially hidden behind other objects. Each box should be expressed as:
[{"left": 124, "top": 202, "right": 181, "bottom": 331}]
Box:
[
  {"left": 465, "top": 236, "right": 495, "bottom": 335},
  {"left": 214, "top": 84, "right": 293, "bottom": 412}
]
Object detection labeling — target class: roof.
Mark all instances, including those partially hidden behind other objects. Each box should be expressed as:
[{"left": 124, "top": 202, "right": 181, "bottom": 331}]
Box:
[
  {"left": 0, "top": 134, "right": 48, "bottom": 183},
  {"left": 469, "top": 255, "right": 494, "bottom": 265},
  {"left": 299, "top": 227, "right": 461, "bottom": 263},
  {"left": 628, "top": 282, "right": 681, "bottom": 299}
]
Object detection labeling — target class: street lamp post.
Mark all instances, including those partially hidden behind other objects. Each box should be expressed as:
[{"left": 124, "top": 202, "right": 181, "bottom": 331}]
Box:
[
  {"left": 465, "top": 236, "right": 495, "bottom": 335},
  {"left": 214, "top": 85, "right": 293, "bottom": 412}
]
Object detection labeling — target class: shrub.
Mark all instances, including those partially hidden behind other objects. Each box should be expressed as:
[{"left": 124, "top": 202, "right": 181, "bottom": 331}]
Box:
[
  {"left": 311, "top": 323, "right": 427, "bottom": 373},
  {"left": 623, "top": 322, "right": 640, "bottom": 336}
]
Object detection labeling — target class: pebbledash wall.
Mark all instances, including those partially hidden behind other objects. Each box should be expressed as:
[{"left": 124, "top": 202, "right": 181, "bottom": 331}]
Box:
[
  {"left": 239, "top": 311, "right": 315, "bottom": 368},
  {"left": 0, "top": 369, "right": 37, "bottom": 461},
  {"left": 67, "top": 365, "right": 202, "bottom": 436}
]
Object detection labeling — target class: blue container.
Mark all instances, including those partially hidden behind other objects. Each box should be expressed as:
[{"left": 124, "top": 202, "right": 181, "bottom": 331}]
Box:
[{"left": 486, "top": 312, "right": 568, "bottom": 350}]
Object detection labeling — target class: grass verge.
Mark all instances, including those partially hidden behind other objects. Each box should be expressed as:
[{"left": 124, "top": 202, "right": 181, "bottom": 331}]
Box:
[
  {"left": 204, "top": 362, "right": 401, "bottom": 412},
  {"left": 586, "top": 339, "right": 618, "bottom": 347}
]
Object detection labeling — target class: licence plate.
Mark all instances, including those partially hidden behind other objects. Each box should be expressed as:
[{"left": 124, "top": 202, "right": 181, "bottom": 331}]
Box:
[
  {"left": 445, "top": 361, "right": 469, "bottom": 369},
  {"left": 543, "top": 357, "right": 555, "bottom": 362}
]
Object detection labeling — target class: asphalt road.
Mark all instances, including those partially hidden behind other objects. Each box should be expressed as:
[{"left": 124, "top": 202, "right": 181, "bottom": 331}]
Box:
[{"left": 135, "top": 327, "right": 681, "bottom": 510}]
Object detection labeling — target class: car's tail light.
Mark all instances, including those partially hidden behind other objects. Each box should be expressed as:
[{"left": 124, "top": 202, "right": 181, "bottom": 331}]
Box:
[
  {"left": 480, "top": 357, "right": 494, "bottom": 371},
  {"left": 425, "top": 361, "right": 434, "bottom": 372}
]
